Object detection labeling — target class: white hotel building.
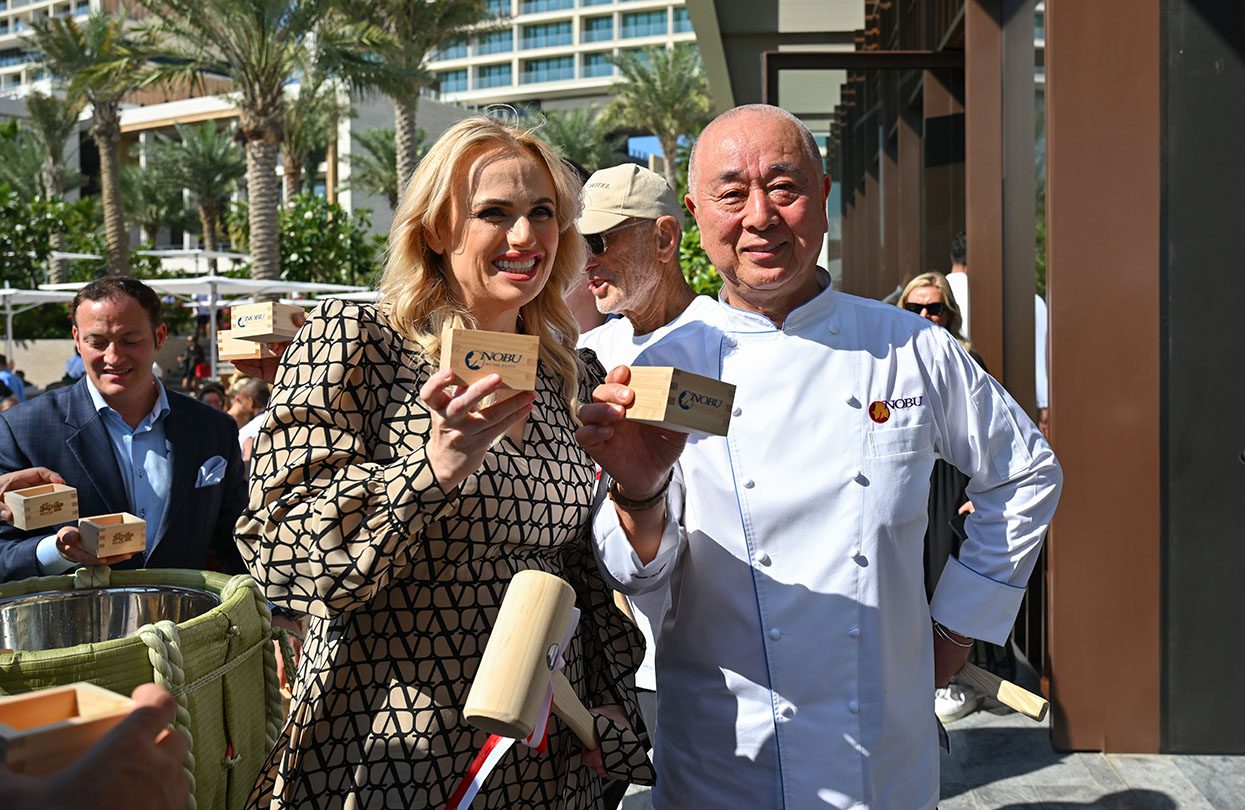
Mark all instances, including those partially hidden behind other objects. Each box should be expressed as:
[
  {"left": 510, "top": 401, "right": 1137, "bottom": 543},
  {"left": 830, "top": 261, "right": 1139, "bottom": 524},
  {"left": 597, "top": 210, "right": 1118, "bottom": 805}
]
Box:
[{"left": 427, "top": 0, "right": 695, "bottom": 111}]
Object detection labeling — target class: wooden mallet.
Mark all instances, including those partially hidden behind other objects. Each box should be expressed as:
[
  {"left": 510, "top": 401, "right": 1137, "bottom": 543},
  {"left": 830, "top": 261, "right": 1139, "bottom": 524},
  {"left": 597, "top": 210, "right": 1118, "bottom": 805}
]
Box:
[
  {"left": 957, "top": 662, "right": 1049, "bottom": 721},
  {"left": 464, "top": 570, "right": 599, "bottom": 750}
]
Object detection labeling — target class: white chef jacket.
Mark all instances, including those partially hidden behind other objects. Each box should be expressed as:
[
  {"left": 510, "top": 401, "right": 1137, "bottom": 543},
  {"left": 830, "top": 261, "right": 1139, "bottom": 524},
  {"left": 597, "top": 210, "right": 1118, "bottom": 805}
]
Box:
[
  {"left": 579, "top": 295, "right": 722, "bottom": 692},
  {"left": 593, "top": 277, "right": 1062, "bottom": 809}
]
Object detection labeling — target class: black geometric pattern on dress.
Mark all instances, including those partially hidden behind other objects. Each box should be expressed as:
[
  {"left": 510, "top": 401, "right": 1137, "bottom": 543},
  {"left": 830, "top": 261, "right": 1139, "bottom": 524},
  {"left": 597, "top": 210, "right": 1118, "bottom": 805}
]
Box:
[{"left": 236, "top": 300, "right": 650, "bottom": 809}]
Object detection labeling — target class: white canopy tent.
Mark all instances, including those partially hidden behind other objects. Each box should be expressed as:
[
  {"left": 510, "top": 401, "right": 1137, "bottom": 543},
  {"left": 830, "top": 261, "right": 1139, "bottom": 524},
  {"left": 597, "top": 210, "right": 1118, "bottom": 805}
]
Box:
[
  {"left": 0, "top": 285, "right": 77, "bottom": 364},
  {"left": 42, "top": 275, "right": 367, "bottom": 376},
  {"left": 135, "top": 249, "right": 250, "bottom": 276}
]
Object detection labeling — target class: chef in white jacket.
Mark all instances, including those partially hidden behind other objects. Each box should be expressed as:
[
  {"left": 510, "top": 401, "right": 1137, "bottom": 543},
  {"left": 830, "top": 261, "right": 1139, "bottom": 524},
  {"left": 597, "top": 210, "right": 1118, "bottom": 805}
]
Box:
[{"left": 576, "top": 104, "right": 1063, "bottom": 810}]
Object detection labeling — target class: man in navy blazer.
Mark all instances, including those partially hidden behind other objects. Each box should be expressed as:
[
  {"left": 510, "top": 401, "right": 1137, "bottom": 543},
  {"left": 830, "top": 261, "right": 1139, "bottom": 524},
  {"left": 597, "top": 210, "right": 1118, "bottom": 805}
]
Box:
[{"left": 0, "top": 276, "right": 246, "bottom": 582}]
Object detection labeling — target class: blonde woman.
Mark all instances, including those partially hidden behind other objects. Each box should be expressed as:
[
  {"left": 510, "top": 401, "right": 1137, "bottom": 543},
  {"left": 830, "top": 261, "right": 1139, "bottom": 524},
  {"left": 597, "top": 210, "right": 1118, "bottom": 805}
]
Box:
[
  {"left": 237, "top": 118, "right": 652, "bottom": 809},
  {"left": 897, "top": 271, "right": 972, "bottom": 350}
]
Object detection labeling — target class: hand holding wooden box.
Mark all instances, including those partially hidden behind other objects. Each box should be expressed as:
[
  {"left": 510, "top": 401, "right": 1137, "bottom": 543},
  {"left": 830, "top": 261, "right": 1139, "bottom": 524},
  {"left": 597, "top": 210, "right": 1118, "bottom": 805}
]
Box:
[
  {"left": 0, "top": 683, "right": 134, "bottom": 776},
  {"left": 440, "top": 327, "right": 541, "bottom": 391},
  {"left": 230, "top": 302, "right": 305, "bottom": 343},
  {"left": 3, "top": 483, "right": 78, "bottom": 531},
  {"left": 626, "top": 366, "right": 736, "bottom": 437},
  {"left": 78, "top": 512, "right": 147, "bottom": 557}
]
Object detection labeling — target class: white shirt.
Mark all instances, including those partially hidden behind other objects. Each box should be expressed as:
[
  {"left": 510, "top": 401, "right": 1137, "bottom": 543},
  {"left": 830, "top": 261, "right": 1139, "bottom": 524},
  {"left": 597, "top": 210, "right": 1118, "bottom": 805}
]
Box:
[
  {"left": 944, "top": 271, "right": 1050, "bottom": 409},
  {"left": 579, "top": 295, "right": 720, "bottom": 691},
  {"left": 593, "top": 280, "right": 1062, "bottom": 809}
]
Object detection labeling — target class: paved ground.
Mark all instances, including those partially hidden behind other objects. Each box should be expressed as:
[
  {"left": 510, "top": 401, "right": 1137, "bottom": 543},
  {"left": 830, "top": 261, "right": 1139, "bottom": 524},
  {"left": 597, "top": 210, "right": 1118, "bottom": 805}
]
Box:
[{"left": 619, "top": 706, "right": 1245, "bottom": 809}]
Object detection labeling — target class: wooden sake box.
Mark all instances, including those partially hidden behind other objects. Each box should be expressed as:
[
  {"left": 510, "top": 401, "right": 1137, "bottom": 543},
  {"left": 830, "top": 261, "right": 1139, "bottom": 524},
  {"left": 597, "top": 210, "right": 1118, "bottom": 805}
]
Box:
[
  {"left": 230, "top": 302, "right": 304, "bottom": 343},
  {"left": 78, "top": 512, "right": 146, "bottom": 557},
  {"left": 218, "top": 329, "right": 277, "bottom": 361},
  {"left": 0, "top": 683, "right": 134, "bottom": 776},
  {"left": 626, "top": 366, "right": 736, "bottom": 437},
  {"left": 440, "top": 327, "right": 541, "bottom": 391},
  {"left": 4, "top": 483, "right": 78, "bottom": 531}
]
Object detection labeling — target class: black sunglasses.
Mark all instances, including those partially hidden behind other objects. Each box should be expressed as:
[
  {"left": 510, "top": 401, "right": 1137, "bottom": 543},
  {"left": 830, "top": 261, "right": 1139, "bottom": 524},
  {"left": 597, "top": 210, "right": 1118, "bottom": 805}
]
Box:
[
  {"left": 904, "top": 301, "right": 946, "bottom": 316},
  {"left": 585, "top": 220, "right": 649, "bottom": 256}
]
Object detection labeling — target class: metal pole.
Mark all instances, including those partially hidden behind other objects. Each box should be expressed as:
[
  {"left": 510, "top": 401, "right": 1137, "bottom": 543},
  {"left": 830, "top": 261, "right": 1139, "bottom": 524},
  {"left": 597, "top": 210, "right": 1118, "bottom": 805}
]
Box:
[
  {"left": 4, "top": 294, "right": 13, "bottom": 366},
  {"left": 208, "top": 277, "right": 219, "bottom": 378}
]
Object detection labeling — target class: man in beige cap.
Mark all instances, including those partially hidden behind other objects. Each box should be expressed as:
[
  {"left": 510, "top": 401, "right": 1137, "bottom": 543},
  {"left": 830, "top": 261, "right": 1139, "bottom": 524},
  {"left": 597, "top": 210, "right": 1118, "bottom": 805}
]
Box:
[
  {"left": 577, "top": 163, "right": 717, "bottom": 363},
  {"left": 575, "top": 163, "right": 719, "bottom": 753}
]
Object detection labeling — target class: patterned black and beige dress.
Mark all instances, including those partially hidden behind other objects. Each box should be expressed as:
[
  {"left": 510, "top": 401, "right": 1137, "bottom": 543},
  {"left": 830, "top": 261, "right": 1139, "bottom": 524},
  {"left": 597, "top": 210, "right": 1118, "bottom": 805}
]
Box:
[{"left": 236, "top": 300, "right": 653, "bottom": 809}]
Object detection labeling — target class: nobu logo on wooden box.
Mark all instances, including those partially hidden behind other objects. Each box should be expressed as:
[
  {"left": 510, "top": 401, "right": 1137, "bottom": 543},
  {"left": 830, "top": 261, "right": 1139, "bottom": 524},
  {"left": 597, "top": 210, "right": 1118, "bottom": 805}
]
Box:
[
  {"left": 441, "top": 327, "right": 540, "bottom": 391},
  {"left": 625, "top": 367, "right": 736, "bottom": 437},
  {"left": 77, "top": 512, "right": 146, "bottom": 557},
  {"left": 230, "top": 302, "right": 304, "bottom": 343},
  {"left": 3, "top": 484, "right": 78, "bottom": 531}
]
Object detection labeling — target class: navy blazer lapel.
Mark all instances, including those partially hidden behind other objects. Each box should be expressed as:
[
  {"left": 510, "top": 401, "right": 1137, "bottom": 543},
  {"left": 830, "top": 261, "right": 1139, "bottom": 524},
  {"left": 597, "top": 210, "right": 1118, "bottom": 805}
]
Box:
[
  {"left": 159, "top": 393, "right": 203, "bottom": 541},
  {"left": 63, "top": 379, "right": 128, "bottom": 512}
]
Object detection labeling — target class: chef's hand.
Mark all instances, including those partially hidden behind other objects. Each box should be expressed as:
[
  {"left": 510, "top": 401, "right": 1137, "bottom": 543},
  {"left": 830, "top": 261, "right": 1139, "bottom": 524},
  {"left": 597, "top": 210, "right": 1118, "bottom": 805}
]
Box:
[
  {"left": 575, "top": 364, "right": 687, "bottom": 498},
  {"left": 0, "top": 467, "right": 65, "bottom": 522},
  {"left": 54, "top": 525, "right": 137, "bottom": 568},
  {"left": 933, "top": 625, "right": 974, "bottom": 688},
  {"left": 419, "top": 369, "right": 535, "bottom": 492},
  {"left": 231, "top": 310, "right": 308, "bottom": 383}
]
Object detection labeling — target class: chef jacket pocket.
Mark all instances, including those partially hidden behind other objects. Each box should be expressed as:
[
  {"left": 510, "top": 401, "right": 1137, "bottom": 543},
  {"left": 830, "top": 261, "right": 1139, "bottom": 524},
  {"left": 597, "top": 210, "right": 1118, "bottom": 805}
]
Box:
[{"left": 867, "top": 424, "right": 930, "bottom": 458}]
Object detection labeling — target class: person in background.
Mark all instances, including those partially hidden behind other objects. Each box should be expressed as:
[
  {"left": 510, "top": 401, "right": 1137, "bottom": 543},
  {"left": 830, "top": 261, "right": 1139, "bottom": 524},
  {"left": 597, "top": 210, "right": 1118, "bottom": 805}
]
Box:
[
  {"left": 898, "top": 271, "right": 1017, "bottom": 722},
  {"left": 0, "top": 355, "right": 25, "bottom": 402},
  {"left": 65, "top": 347, "right": 85, "bottom": 382},
  {"left": 195, "top": 380, "right": 227, "bottom": 411},
  {"left": 227, "top": 376, "right": 270, "bottom": 465},
  {"left": 179, "top": 336, "right": 204, "bottom": 391},
  {"left": 0, "top": 276, "right": 247, "bottom": 582},
  {"left": 0, "top": 396, "right": 18, "bottom": 412}
]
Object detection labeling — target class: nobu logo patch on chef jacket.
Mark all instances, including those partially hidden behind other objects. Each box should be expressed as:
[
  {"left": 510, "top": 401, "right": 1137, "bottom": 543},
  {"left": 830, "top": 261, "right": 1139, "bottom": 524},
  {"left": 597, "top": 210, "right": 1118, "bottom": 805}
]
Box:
[{"left": 869, "top": 396, "right": 924, "bottom": 424}]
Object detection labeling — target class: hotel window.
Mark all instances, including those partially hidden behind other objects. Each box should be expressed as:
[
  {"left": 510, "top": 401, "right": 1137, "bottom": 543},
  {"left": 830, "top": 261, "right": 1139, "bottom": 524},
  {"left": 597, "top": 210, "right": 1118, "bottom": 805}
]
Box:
[
  {"left": 434, "top": 39, "right": 468, "bottom": 60},
  {"left": 522, "top": 20, "right": 571, "bottom": 50},
  {"left": 475, "top": 62, "right": 512, "bottom": 89},
  {"left": 673, "top": 8, "right": 692, "bottom": 33},
  {"left": 520, "top": 0, "right": 572, "bottom": 13},
  {"left": 581, "top": 15, "right": 612, "bottom": 43},
  {"left": 522, "top": 55, "right": 574, "bottom": 84},
  {"left": 477, "top": 29, "right": 512, "bottom": 55},
  {"left": 581, "top": 51, "right": 613, "bottom": 78},
  {"left": 437, "top": 69, "right": 468, "bottom": 93},
  {"left": 621, "top": 10, "right": 667, "bottom": 39},
  {"left": 486, "top": 0, "right": 511, "bottom": 15},
  {"left": 581, "top": 0, "right": 613, "bottom": 5}
]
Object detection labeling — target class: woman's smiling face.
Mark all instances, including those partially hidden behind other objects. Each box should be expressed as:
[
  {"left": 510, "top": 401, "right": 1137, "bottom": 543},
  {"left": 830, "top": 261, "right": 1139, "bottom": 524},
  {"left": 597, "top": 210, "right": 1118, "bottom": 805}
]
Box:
[{"left": 432, "top": 146, "right": 560, "bottom": 333}]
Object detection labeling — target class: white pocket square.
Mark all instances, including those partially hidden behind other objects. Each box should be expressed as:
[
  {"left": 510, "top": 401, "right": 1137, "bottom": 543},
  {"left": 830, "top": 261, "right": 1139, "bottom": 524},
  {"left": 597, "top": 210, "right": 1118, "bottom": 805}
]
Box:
[{"left": 195, "top": 455, "right": 227, "bottom": 488}]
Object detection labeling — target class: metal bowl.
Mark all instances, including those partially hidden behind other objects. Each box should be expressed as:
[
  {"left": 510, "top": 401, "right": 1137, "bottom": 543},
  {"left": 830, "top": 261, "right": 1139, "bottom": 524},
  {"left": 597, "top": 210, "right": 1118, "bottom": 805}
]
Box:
[{"left": 0, "top": 586, "right": 221, "bottom": 652}]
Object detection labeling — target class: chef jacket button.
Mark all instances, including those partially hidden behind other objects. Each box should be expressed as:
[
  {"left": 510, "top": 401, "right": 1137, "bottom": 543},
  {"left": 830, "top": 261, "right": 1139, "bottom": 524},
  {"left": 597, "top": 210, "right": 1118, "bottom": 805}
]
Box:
[
  {"left": 848, "top": 700, "right": 860, "bottom": 714},
  {"left": 848, "top": 626, "right": 861, "bottom": 639},
  {"left": 853, "top": 469, "right": 865, "bottom": 482},
  {"left": 756, "top": 551, "right": 772, "bottom": 566},
  {"left": 733, "top": 406, "right": 742, "bottom": 417},
  {"left": 768, "top": 628, "right": 782, "bottom": 641},
  {"left": 744, "top": 479, "right": 756, "bottom": 489},
  {"left": 829, "top": 324, "right": 841, "bottom": 335},
  {"left": 846, "top": 396, "right": 860, "bottom": 408},
  {"left": 724, "top": 337, "right": 737, "bottom": 348},
  {"left": 849, "top": 546, "right": 860, "bottom": 558},
  {"left": 780, "top": 705, "right": 795, "bottom": 719}
]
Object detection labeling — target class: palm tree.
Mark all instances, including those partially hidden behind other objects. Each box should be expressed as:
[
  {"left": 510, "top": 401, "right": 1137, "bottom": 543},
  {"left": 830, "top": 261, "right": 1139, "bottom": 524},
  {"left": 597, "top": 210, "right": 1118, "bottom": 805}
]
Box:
[
  {"left": 26, "top": 13, "right": 151, "bottom": 275},
  {"left": 603, "top": 44, "right": 712, "bottom": 190},
  {"left": 341, "top": 127, "right": 413, "bottom": 210},
  {"left": 0, "top": 122, "right": 48, "bottom": 200},
  {"left": 26, "top": 91, "right": 86, "bottom": 282},
  {"left": 283, "top": 74, "right": 352, "bottom": 203},
  {"left": 358, "top": 0, "right": 494, "bottom": 196},
  {"left": 134, "top": 0, "right": 414, "bottom": 280},
  {"left": 534, "top": 107, "right": 627, "bottom": 175},
  {"left": 146, "top": 123, "right": 246, "bottom": 254},
  {"left": 121, "top": 161, "right": 190, "bottom": 245}
]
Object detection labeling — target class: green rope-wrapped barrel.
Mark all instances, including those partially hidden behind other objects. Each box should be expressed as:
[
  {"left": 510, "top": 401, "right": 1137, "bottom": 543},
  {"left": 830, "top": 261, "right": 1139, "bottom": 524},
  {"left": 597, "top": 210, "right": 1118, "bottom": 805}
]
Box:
[{"left": 0, "top": 568, "right": 283, "bottom": 810}]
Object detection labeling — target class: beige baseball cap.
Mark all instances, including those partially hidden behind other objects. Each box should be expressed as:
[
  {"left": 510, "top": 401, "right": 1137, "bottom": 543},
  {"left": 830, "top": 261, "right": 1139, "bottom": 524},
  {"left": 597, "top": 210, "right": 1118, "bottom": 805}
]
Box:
[{"left": 577, "top": 163, "right": 684, "bottom": 235}]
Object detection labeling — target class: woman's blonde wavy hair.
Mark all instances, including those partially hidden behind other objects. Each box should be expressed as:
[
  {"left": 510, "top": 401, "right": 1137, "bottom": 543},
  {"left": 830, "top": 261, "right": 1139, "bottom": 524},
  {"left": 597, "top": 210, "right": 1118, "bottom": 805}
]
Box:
[
  {"left": 898, "top": 271, "right": 970, "bottom": 348},
  {"left": 378, "top": 116, "right": 587, "bottom": 420}
]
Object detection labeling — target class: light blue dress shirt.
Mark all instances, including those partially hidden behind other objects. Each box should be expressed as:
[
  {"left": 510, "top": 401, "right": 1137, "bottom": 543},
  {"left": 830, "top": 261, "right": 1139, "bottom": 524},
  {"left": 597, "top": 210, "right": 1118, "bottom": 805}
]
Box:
[{"left": 36, "top": 379, "right": 174, "bottom": 574}]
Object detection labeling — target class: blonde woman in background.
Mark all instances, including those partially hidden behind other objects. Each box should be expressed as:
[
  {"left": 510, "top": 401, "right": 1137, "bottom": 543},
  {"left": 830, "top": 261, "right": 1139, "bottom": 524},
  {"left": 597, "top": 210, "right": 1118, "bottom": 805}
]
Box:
[
  {"left": 237, "top": 117, "right": 652, "bottom": 809},
  {"left": 897, "top": 271, "right": 1017, "bottom": 723}
]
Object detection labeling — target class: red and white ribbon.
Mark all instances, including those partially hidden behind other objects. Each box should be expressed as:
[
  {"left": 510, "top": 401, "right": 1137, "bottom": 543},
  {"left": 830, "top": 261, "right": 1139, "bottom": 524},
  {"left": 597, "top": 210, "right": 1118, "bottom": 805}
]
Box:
[{"left": 445, "top": 608, "right": 581, "bottom": 810}]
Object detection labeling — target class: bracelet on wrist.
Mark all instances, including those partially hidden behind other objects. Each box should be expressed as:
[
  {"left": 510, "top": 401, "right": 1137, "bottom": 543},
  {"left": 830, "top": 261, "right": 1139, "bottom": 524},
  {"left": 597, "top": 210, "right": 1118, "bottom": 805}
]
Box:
[
  {"left": 933, "top": 621, "right": 974, "bottom": 649},
  {"left": 607, "top": 470, "right": 673, "bottom": 512}
]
